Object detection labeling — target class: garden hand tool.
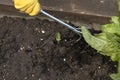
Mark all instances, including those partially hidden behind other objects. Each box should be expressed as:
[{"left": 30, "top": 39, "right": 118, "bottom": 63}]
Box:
[
  {"left": 13, "top": 0, "right": 82, "bottom": 35},
  {"left": 40, "top": 10, "right": 82, "bottom": 35}
]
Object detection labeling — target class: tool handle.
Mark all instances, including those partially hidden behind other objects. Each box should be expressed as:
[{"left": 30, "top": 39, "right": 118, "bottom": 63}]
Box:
[{"left": 40, "top": 9, "right": 82, "bottom": 35}]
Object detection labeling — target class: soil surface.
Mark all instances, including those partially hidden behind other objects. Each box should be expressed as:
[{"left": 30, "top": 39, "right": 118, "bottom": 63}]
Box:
[{"left": 0, "top": 17, "right": 117, "bottom": 80}]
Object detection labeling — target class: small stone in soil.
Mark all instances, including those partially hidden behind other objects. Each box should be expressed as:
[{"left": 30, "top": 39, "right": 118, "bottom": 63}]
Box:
[
  {"left": 41, "top": 38, "right": 44, "bottom": 41},
  {"left": 48, "top": 68, "right": 50, "bottom": 71},
  {"left": 98, "top": 66, "right": 101, "bottom": 69},
  {"left": 100, "top": 0, "right": 104, "bottom": 3},
  {"left": 63, "top": 58, "right": 66, "bottom": 61},
  {"left": 42, "top": 30, "right": 45, "bottom": 33},
  {"left": 24, "top": 77, "right": 28, "bottom": 79},
  {"left": 39, "top": 78, "right": 41, "bottom": 80},
  {"left": 32, "top": 74, "right": 35, "bottom": 77},
  {"left": 114, "top": 65, "right": 117, "bottom": 68},
  {"left": 64, "top": 39, "right": 67, "bottom": 42},
  {"left": 3, "top": 65, "right": 6, "bottom": 68},
  {"left": 20, "top": 46, "right": 25, "bottom": 51}
]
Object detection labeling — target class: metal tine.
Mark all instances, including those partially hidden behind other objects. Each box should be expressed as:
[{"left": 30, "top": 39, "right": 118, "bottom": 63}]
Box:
[{"left": 40, "top": 9, "right": 82, "bottom": 36}]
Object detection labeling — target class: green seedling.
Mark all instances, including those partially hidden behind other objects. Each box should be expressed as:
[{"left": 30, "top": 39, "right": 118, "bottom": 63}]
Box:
[
  {"left": 81, "top": 0, "right": 120, "bottom": 80},
  {"left": 55, "top": 32, "right": 61, "bottom": 44}
]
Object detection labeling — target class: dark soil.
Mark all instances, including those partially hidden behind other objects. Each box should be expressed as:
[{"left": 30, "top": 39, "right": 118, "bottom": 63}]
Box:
[{"left": 0, "top": 17, "right": 117, "bottom": 80}]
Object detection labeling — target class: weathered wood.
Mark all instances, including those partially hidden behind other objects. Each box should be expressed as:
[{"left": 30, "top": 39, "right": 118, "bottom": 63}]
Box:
[
  {"left": 40, "top": 0, "right": 118, "bottom": 17},
  {"left": 1, "top": 0, "right": 118, "bottom": 16},
  {"left": 0, "top": 0, "right": 118, "bottom": 24}
]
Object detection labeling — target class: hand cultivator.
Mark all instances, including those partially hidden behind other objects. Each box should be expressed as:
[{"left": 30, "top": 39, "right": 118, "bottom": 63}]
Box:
[{"left": 40, "top": 9, "right": 82, "bottom": 35}]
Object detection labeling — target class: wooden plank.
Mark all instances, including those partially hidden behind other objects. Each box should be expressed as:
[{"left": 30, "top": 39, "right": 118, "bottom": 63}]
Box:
[
  {"left": 0, "top": 0, "right": 118, "bottom": 17},
  {"left": 40, "top": 0, "right": 118, "bottom": 17}
]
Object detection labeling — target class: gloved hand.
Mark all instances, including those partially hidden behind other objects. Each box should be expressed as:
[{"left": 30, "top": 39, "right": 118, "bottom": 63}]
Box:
[{"left": 13, "top": 0, "right": 41, "bottom": 16}]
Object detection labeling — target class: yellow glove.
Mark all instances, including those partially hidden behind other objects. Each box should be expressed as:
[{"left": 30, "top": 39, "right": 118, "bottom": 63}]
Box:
[{"left": 13, "top": 0, "right": 41, "bottom": 16}]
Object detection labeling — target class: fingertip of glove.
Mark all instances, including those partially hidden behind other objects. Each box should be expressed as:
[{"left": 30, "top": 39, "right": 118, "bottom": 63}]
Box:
[{"left": 29, "top": 3, "right": 40, "bottom": 16}]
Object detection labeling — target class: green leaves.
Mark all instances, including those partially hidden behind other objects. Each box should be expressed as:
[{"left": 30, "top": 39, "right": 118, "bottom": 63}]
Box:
[
  {"left": 81, "top": 26, "right": 120, "bottom": 61},
  {"left": 101, "top": 16, "right": 120, "bottom": 35},
  {"left": 81, "top": 27, "right": 106, "bottom": 52},
  {"left": 110, "top": 74, "right": 120, "bottom": 80},
  {"left": 81, "top": 16, "right": 120, "bottom": 79},
  {"left": 81, "top": 0, "right": 120, "bottom": 80}
]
